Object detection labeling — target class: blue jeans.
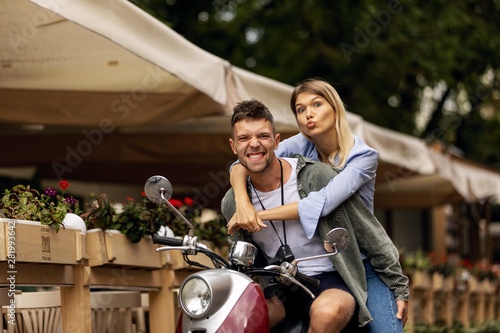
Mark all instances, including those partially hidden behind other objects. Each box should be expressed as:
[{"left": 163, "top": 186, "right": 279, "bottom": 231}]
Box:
[{"left": 364, "top": 260, "right": 403, "bottom": 333}]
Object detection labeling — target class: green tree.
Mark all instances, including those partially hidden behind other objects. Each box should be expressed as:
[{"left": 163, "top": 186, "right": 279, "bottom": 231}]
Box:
[{"left": 131, "top": 0, "right": 500, "bottom": 168}]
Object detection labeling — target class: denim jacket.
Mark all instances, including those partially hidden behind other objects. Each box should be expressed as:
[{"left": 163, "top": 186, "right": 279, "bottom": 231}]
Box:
[{"left": 221, "top": 155, "right": 409, "bottom": 327}]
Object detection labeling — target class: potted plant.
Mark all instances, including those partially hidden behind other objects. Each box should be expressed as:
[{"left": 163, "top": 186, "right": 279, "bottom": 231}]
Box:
[
  {"left": 80, "top": 193, "right": 117, "bottom": 231},
  {"left": 0, "top": 181, "right": 81, "bottom": 231},
  {"left": 401, "top": 248, "right": 432, "bottom": 288},
  {"left": 82, "top": 191, "right": 227, "bottom": 268},
  {"left": 0, "top": 181, "right": 85, "bottom": 264}
]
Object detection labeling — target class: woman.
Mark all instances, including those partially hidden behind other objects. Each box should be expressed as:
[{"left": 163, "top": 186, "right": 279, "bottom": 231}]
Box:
[{"left": 228, "top": 78, "right": 407, "bottom": 332}]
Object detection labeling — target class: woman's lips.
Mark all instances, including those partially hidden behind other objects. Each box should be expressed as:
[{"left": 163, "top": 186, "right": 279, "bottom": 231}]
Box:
[{"left": 307, "top": 121, "right": 316, "bottom": 128}]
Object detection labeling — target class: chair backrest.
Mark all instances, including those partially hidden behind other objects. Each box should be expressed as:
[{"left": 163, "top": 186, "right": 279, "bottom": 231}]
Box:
[
  {"left": 2, "top": 290, "right": 62, "bottom": 333},
  {"left": 90, "top": 291, "right": 142, "bottom": 333}
]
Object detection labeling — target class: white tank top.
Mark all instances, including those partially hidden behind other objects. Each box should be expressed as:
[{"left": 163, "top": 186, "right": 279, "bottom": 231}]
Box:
[{"left": 251, "top": 158, "right": 335, "bottom": 276}]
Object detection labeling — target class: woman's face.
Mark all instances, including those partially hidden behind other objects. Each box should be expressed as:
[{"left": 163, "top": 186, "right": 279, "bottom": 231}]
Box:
[{"left": 294, "top": 92, "right": 336, "bottom": 138}]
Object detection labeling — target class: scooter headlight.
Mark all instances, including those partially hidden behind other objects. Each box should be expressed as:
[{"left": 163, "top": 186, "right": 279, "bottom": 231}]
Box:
[{"left": 180, "top": 277, "right": 212, "bottom": 318}]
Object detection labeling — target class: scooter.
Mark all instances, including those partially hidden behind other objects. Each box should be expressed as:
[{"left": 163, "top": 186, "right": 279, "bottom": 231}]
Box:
[{"left": 144, "top": 175, "right": 351, "bottom": 333}]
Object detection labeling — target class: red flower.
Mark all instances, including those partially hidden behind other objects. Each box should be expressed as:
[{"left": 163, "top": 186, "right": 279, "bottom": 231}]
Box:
[
  {"left": 462, "top": 259, "right": 474, "bottom": 270},
  {"left": 183, "top": 197, "right": 193, "bottom": 207},
  {"left": 141, "top": 191, "right": 146, "bottom": 196},
  {"left": 127, "top": 196, "right": 135, "bottom": 201},
  {"left": 169, "top": 199, "right": 183, "bottom": 208},
  {"left": 59, "top": 180, "right": 69, "bottom": 190}
]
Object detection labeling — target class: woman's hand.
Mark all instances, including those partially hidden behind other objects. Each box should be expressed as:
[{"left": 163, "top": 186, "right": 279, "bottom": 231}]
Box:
[
  {"left": 227, "top": 199, "right": 266, "bottom": 235},
  {"left": 396, "top": 300, "right": 408, "bottom": 327}
]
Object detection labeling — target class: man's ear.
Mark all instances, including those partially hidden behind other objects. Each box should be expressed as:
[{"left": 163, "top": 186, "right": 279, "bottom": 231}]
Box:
[
  {"left": 229, "top": 138, "right": 238, "bottom": 155},
  {"left": 274, "top": 133, "right": 280, "bottom": 150}
]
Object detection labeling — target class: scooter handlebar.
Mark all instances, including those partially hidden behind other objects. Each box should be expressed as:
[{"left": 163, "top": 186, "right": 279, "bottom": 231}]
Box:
[
  {"left": 295, "top": 272, "right": 320, "bottom": 288},
  {"left": 153, "top": 235, "right": 184, "bottom": 246}
]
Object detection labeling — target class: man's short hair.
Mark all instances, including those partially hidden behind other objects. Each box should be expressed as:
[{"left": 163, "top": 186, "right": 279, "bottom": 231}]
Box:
[{"left": 231, "top": 99, "right": 277, "bottom": 138}]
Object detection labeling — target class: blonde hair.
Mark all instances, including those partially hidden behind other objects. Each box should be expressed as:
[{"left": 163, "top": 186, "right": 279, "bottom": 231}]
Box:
[{"left": 290, "top": 78, "right": 354, "bottom": 168}]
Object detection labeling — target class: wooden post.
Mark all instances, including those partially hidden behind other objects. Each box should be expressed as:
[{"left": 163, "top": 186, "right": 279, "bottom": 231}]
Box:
[
  {"left": 457, "top": 290, "right": 470, "bottom": 328},
  {"left": 149, "top": 267, "right": 176, "bottom": 333},
  {"left": 436, "top": 277, "right": 454, "bottom": 328},
  {"left": 60, "top": 259, "right": 92, "bottom": 333},
  {"left": 421, "top": 286, "right": 434, "bottom": 324},
  {"left": 407, "top": 284, "right": 415, "bottom": 333},
  {"left": 432, "top": 206, "right": 447, "bottom": 256},
  {"left": 486, "top": 291, "right": 496, "bottom": 320},
  {"left": 474, "top": 289, "right": 486, "bottom": 323}
]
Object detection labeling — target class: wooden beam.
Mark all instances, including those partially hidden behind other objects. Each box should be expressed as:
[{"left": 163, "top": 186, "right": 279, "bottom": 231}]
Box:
[
  {"left": 89, "top": 267, "right": 162, "bottom": 290},
  {"left": 0, "top": 262, "right": 74, "bottom": 286}
]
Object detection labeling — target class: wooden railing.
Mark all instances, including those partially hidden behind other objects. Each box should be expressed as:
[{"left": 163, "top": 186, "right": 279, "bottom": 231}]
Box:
[{"left": 407, "top": 271, "right": 499, "bottom": 332}]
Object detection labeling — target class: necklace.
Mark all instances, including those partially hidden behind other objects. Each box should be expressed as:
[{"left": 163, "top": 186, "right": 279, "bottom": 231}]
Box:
[{"left": 251, "top": 159, "right": 287, "bottom": 245}]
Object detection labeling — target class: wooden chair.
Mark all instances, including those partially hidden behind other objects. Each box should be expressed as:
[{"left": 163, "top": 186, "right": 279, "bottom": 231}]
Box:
[
  {"left": 90, "top": 291, "right": 142, "bottom": 333},
  {"left": 1, "top": 290, "right": 145, "bottom": 333},
  {"left": 1, "top": 290, "right": 61, "bottom": 333}
]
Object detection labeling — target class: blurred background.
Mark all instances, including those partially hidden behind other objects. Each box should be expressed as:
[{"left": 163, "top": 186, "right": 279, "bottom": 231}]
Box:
[{"left": 1, "top": 0, "right": 500, "bottom": 263}]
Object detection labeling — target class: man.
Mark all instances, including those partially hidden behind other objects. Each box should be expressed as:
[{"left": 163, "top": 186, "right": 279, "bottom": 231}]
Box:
[{"left": 221, "top": 99, "right": 409, "bottom": 333}]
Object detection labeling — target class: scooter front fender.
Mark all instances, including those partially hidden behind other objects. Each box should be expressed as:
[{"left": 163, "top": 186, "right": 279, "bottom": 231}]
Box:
[{"left": 178, "top": 269, "right": 269, "bottom": 333}]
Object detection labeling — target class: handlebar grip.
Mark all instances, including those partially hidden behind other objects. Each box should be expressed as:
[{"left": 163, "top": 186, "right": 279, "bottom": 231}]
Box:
[
  {"left": 153, "top": 235, "right": 184, "bottom": 246},
  {"left": 295, "top": 272, "right": 320, "bottom": 288}
]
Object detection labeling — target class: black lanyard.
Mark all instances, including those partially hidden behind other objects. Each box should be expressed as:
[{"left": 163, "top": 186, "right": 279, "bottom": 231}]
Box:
[{"left": 251, "top": 159, "right": 287, "bottom": 246}]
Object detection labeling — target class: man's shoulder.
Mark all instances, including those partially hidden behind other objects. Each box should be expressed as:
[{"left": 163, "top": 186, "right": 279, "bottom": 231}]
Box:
[
  {"left": 289, "top": 154, "right": 340, "bottom": 175},
  {"left": 221, "top": 188, "right": 236, "bottom": 220}
]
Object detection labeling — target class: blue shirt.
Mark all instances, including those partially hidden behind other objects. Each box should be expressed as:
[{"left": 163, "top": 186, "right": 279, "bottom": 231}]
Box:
[{"left": 275, "top": 133, "right": 378, "bottom": 239}]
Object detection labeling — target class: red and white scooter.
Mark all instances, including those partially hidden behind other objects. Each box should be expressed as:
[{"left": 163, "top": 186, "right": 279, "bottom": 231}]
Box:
[{"left": 144, "top": 175, "right": 351, "bottom": 333}]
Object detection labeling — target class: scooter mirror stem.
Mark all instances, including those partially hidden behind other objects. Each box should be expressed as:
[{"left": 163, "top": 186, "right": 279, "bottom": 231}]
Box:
[
  {"left": 291, "top": 246, "right": 339, "bottom": 266},
  {"left": 161, "top": 189, "right": 195, "bottom": 231}
]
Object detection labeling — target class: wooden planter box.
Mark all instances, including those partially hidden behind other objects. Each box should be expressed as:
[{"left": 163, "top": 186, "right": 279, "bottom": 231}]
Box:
[
  {"left": 0, "top": 218, "right": 85, "bottom": 265},
  {"left": 432, "top": 273, "right": 444, "bottom": 291},
  {"left": 480, "top": 280, "right": 496, "bottom": 294},
  {"left": 468, "top": 276, "right": 479, "bottom": 293},
  {"left": 412, "top": 270, "right": 432, "bottom": 289},
  {"left": 168, "top": 249, "right": 216, "bottom": 271},
  {"left": 85, "top": 229, "right": 166, "bottom": 269}
]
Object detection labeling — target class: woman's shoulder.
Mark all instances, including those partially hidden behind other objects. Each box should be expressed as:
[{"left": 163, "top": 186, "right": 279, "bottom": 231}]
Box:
[
  {"left": 351, "top": 135, "right": 378, "bottom": 157},
  {"left": 277, "top": 133, "right": 316, "bottom": 157},
  {"left": 346, "top": 135, "right": 379, "bottom": 168}
]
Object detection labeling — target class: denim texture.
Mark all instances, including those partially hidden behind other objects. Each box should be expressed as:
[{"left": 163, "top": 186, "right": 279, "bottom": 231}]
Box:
[{"left": 364, "top": 260, "right": 404, "bottom": 333}]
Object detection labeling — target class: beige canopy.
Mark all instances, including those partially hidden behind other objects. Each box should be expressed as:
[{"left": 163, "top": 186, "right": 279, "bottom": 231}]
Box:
[{"left": 1, "top": 0, "right": 499, "bottom": 208}]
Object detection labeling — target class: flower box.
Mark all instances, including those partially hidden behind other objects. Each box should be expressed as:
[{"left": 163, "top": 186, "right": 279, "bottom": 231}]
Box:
[
  {"left": 443, "top": 276, "right": 455, "bottom": 292},
  {"left": 432, "top": 273, "right": 444, "bottom": 291},
  {"left": 411, "top": 270, "right": 432, "bottom": 289},
  {"left": 85, "top": 229, "right": 166, "bottom": 269},
  {"left": 167, "top": 248, "right": 216, "bottom": 271},
  {"left": 0, "top": 218, "right": 84, "bottom": 265},
  {"left": 468, "top": 276, "right": 479, "bottom": 292},
  {"left": 480, "top": 280, "right": 495, "bottom": 294}
]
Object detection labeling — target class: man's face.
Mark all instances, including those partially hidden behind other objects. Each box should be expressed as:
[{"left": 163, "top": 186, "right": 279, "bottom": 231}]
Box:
[{"left": 229, "top": 118, "right": 280, "bottom": 174}]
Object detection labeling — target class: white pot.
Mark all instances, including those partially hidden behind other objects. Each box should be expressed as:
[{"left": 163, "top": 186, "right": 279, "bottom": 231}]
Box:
[
  {"left": 63, "top": 213, "right": 87, "bottom": 234},
  {"left": 157, "top": 226, "right": 175, "bottom": 237}
]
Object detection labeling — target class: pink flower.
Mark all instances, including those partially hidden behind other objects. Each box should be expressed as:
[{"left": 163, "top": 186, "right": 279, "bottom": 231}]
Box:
[
  {"left": 64, "top": 196, "right": 77, "bottom": 205},
  {"left": 45, "top": 188, "right": 57, "bottom": 197}
]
